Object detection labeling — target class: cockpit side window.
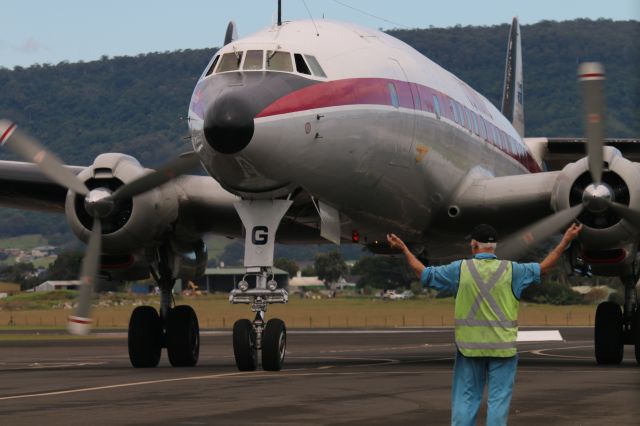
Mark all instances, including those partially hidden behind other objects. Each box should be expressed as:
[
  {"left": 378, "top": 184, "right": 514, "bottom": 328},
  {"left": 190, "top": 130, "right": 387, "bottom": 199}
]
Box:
[
  {"left": 294, "top": 54, "right": 311, "bottom": 75},
  {"left": 205, "top": 55, "right": 220, "bottom": 77},
  {"left": 243, "top": 50, "right": 264, "bottom": 70},
  {"left": 217, "top": 52, "right": 243, "bottom": 72},
  {"left": 304, "top": 55, "right": 327, "bottom": 77},
  {"left": 266, "top": 51, "right": 293, "bottom": 72}
]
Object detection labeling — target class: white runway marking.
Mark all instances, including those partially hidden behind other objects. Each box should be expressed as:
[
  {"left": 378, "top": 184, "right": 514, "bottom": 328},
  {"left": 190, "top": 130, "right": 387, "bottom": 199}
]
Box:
[
  {"left": 0, "top": 369, "right": 301, "bottom": 401},
  {"left": 528, "top": 345, "right": 593, "bottom": 359},
  {"left": 517, "top": 330, "right": 563, "bottom": 342}
]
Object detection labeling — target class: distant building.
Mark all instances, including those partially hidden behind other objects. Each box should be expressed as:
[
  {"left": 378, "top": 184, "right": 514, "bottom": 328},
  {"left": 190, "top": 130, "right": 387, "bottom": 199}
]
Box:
[
  {"left": 33, "top": 246, "right": 57, "bottom": 254},
  {"left": 196, "top": 267, "right": 289, "bottom": 293},
  {"left": 34, "top": 280, "right": 81, "bottom": 292},
  {"left": 0, "top": 282, "right": 21, "bottom": 296},
  {"left": 289, "top": 272, "right": 324, "bottom": 291}
]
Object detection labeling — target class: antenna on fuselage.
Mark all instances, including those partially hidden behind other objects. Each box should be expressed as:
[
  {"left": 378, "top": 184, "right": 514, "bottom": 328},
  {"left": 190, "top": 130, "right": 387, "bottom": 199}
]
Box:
[{"left": 277, "top": 0, "right": 282, "bottom": 26}]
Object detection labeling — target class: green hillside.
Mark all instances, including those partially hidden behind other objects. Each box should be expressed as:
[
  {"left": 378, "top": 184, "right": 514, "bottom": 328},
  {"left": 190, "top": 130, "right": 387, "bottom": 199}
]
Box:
[{"left": 0, "top": 19, "right": 637, "bottom": 238}]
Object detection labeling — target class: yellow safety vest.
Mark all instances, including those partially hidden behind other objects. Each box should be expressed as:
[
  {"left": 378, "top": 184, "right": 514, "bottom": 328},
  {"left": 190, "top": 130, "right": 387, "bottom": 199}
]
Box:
[{"left": 455, "top": 258, "right": 519, "bottom": 357}]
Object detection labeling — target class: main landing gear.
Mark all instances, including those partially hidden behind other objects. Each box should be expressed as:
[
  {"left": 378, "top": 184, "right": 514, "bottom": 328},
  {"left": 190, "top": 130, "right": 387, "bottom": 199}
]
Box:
[
  {"left": 594, "top": 275, "right": 639, "bottom": 365},
  {"left": 229, "top": 199, "right": 292, "bottom": 371},
  {"left": 127, "top": 246, "right": 200, "bottom": 368}
]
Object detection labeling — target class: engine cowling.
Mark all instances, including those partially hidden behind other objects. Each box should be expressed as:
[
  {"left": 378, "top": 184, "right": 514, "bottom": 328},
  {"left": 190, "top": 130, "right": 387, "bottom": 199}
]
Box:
[
  {"left": 65, "top": 153, "right": 180, "bottom": 253},
  {"left": 553, "top": 146, "right": 640, "bottom": 251}
]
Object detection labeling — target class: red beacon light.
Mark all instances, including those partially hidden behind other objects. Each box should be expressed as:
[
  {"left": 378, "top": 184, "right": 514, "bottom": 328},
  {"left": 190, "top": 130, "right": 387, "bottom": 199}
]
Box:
[{"left": 352, "top": 230, "right": 360, "bottom": 243}]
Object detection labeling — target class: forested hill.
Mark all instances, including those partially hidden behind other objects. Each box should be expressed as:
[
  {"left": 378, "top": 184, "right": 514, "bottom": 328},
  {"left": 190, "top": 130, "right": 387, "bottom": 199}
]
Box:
[
  {"left": 0, "top": 19, "right": 638, "bottom": 236},
  {"left": 389, "top": 19, "right": 639, "bottom": 138}
]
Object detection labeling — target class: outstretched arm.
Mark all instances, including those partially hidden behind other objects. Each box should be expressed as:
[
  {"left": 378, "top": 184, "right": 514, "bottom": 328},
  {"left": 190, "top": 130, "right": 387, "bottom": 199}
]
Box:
[
  {"left": 539, "top": 223, "right": 583, "bottom": 274},
  {"left": 387, "top": 233, "right": 425, "bottom": 278}
]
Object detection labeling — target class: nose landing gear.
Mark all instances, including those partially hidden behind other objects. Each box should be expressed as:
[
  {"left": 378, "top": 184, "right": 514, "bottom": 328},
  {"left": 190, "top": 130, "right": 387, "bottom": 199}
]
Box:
[{"left": 229, "top": 199, "right": 292, "bottom": 371}]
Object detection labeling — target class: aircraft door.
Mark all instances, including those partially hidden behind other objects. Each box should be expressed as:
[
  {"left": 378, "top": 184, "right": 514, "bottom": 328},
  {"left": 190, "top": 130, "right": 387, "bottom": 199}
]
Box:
[{"left": 388, "top": 58, "right": 416, "bottom": 168}]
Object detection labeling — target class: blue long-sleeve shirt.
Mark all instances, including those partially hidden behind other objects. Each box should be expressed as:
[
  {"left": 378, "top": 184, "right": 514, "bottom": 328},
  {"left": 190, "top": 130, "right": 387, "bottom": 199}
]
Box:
[{"left": 420, "top": 253, "right": 540, "bottom": 299}]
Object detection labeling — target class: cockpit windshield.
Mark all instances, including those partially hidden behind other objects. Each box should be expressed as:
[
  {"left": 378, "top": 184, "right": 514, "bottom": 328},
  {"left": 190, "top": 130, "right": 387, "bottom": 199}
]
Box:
[
  {"left": 204, "top": 49, "right": 327, "bottom": 78},
  {"left": 266, "top": 51, "right": 293, "bottom": 72},
  {"left": 217, "top": 52, "right": 243, "bottom": 72},
  {"left": 243, "top": 50, "right": 263, "bottom": 70}
]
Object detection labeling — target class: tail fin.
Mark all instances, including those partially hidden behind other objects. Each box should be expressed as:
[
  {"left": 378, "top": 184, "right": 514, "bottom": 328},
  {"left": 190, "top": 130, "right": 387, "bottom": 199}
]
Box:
[
  {"left": 224, "top": 21, "right": 238, "bottom": 45},
  {"left": 501, "top": 17, "right": 524, "bottom": 137}
]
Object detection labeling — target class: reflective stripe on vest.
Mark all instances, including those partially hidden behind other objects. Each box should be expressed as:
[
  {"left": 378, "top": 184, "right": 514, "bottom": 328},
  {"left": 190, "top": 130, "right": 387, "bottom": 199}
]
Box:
[{"left": 455, "top": 258, "right": 519, "bottom": 357}]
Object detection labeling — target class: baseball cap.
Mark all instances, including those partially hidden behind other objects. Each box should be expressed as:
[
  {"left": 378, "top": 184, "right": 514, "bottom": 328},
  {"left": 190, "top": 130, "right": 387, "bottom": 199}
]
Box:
[{"left": 466, "top": 224, "right": 498, "bottom": 243}]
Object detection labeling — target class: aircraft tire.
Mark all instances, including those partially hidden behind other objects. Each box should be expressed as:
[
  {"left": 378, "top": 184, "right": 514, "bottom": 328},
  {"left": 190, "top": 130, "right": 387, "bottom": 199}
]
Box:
[
  {"left": 128, "top": 306, "right": 162, "bottom": 368},
  {"left": 262, "top": 318, "right": 286, "bottom": 371},
  {"left": 166, "top": 305, "right": 200, "bottom": 367},
  {"left": 233, "top": 319, "right": 258, "bottom": 371},
  {"left": 594, "top": 301, "right": 624, "bottom": 365}
]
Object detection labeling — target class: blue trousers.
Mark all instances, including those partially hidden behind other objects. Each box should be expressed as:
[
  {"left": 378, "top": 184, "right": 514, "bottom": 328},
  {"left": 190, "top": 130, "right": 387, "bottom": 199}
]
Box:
[{"left": 451, "top": 350, "right": 518, "bottom": 426}]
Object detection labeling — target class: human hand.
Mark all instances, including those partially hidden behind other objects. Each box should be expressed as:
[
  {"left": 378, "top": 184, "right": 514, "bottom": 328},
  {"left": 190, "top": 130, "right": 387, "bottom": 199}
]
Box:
[
  {"left": 562, "top": 223, "right": 583, "bottom": 243},
  {"left": 387, "top": 233, "right": 408, "bottom": 252}
]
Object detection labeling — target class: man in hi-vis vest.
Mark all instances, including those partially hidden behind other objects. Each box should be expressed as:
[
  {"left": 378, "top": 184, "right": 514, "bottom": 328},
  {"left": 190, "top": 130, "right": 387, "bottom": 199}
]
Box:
[{"left": 387, "top": 223, "right": 582, "bottom": 426}]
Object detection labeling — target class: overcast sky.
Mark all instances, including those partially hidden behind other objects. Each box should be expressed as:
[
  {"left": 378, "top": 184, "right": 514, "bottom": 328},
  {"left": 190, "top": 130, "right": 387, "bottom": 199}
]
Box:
[{"left": 1, "top": 0, "right": 638, "bottom": 69}]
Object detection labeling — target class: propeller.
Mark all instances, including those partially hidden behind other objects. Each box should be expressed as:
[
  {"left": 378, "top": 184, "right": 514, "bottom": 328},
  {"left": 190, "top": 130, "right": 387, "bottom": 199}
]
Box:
[
  {"left": 0, "top": 120, "right": 201, "bottom": 334},
  {"left": 496, "top": 63, "right": 609, "bottom": 259}
]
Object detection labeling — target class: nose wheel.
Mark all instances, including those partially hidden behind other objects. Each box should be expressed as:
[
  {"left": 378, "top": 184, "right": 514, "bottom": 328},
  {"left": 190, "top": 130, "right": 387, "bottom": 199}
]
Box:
[
  {"left": 262, "top": 318, "right": 287, "bottom": 371},
  {"left": 233, "top": 319, "right": 258, "bottom": 371},
  {"left": 232, "top": 316, "right": 287, "bottom": 371}
]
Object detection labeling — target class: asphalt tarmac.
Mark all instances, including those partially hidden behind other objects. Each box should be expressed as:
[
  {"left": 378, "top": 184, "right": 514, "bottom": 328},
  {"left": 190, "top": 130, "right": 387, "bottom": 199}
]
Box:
[{"left": 0, "top": 327, "right": 637, "bottom": 425}]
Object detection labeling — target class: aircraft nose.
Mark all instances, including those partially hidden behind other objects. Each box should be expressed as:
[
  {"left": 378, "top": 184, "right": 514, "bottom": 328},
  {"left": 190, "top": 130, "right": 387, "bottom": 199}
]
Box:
[{"left": 203, "top": 92, "right": 255, "bottom": 154}]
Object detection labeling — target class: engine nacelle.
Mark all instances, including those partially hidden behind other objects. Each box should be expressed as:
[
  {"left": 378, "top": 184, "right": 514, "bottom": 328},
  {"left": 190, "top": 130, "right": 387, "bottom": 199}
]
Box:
[
  {"left": 65, "top": 153, "right": 180, "bottom": 253},
  {"left": 552, "top": 146, "right": 640, "bottom": 250},
  {"left": 166, "top": 238, "right": 208, "bottom": 280}
]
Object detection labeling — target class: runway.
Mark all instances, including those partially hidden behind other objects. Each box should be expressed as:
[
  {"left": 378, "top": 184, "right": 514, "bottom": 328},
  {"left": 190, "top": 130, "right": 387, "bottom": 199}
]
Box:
[{"left": 0, "top": 327, "right": 637, "bottom": 425}]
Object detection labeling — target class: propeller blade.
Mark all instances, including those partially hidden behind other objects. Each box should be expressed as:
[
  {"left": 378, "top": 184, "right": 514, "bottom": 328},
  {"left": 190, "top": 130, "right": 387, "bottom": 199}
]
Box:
[
  {"left": 578, "top": 63, "right": 606, "bottom": 185},
  {"left": 608, "top": 201, "right": 640, "bottom": 230},
  {"left": 111, "top": 152, "right": 201, "bottom": 201},
  {"left": 68, "top": 219, "right": 102, "bottom": 335},
  {"left": 496, "top": 204, "right": 584, "bottom": 260},
  {"left": 0, "top": 120, "right": 89, "bottom": 196}
]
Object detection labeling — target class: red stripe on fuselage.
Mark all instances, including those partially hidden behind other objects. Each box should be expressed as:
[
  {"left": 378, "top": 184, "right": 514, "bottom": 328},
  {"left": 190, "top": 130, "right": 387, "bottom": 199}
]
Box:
[
  {"left": 0, "top": 123, "right": 17, "bottom": 145},
  {"left": 256, "top": 78, "right": 408, "bottom": 117},
  {"left": 255, "top": 78, "right": 541, "bottom": 173},
  {"left": 579, "top": 73, "right": 605, "bottom": 79}
]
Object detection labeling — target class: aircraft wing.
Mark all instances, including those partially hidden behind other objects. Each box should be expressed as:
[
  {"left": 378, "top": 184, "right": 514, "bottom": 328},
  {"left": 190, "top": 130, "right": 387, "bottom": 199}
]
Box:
[
  {"left": 0, "top": 160, "right": 83, "bottom": 212},
  {"left": 446, "top": 169, "right": 561, "bottom": 235},
  {"left": 0, "top": 159, "right": 322, "bottom": 242},
  {"left": 525, "top": 138, "right": 640, "bottom": 171}
]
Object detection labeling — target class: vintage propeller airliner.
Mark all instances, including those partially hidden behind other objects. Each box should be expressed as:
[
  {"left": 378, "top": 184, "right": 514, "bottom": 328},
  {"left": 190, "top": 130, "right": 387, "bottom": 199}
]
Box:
[{"left": 1, "top": 5, "right": 639, "bottom": 371}]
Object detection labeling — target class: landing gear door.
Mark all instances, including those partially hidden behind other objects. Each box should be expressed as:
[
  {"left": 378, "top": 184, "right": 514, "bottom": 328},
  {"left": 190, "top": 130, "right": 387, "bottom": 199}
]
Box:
[
  {"left": 234, "top": 200, "right": 293, "bottom": 268},
  {"left": 388, "top": 58, "right": 416, "bottom": 168}
]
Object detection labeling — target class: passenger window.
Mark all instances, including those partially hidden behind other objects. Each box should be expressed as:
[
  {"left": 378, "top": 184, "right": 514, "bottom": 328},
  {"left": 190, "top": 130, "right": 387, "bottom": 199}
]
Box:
[
  {"left": 456, "top": 103, "right": 465, "bottom": 127},
  {"left": 433, "top": 96, "right": 441, "bottom": 118},
  {"left": 412, "top": 85, "right": 421, "bottom": 110},
  {"left": 450, "top": 103, "right": 458, "bottom": 123},
  {"left": 465, "top": 109, "right": 472, "bottom": 130},
  {"left": 389, "top": 83, "right": 399, "bottom": 108},
  {"left": 217, "top": 52, "right": 243, "bottom": 72},
  {"left": 243, "top": 50, "right": 263, "bottom": 70},
  {"left": 205, "top": 55, "right": 220, "bottom": 76},
  {"left": 304, "top": 55, "right": 327, "bottom": 77},
  {"left": 471, "top": 113, "right": 479, "bottom": 135},
  {"left": 267, "top": 51, "right": 293, "bottom": 72},
  {"left": 294, "top": 54, "right": 311, "bottom": 75}
]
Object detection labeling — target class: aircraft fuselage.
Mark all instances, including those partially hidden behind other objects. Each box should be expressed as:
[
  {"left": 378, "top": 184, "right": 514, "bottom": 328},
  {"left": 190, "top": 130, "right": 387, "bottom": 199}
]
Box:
[{"left": 188, "top": 20, "right": 540, "bottom": 248}]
